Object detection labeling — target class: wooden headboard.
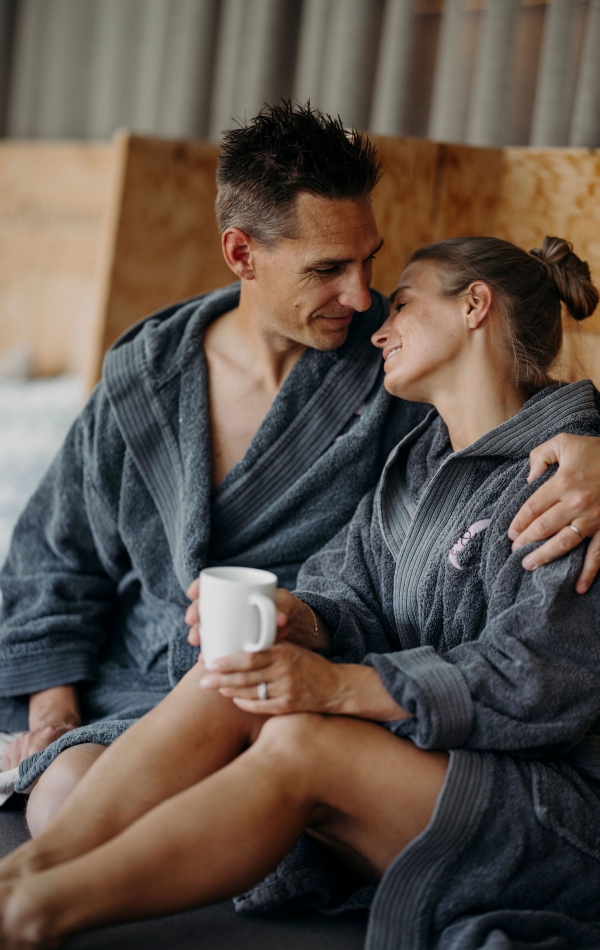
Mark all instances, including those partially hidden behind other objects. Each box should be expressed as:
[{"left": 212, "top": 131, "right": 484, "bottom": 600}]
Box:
[{"left": 1, "top": 132, "right": 599, "bottom": 393}]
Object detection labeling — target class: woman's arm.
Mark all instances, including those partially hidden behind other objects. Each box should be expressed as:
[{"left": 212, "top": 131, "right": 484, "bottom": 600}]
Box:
[{"left": 367, "top": 494, "right": 600, "bottom": 755}]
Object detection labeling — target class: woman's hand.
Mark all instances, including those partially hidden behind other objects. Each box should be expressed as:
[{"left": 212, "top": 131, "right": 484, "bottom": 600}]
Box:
[
  {"left": 508, "top": 434, "right": 600, "bottom": 593},
  {"left": 199, "top": 640, "right": 408, "bottom": 721},
  {"left": 185, "top": 581, "right": 331, "bottom": 652}
]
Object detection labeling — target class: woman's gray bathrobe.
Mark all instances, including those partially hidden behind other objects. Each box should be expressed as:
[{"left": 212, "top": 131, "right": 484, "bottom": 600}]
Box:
[
  {"left": 0, "top": 284, "right": 428, "bottom": 788},
  {"left": 239, "top": 380, "right": 600, "bottom": 950}
]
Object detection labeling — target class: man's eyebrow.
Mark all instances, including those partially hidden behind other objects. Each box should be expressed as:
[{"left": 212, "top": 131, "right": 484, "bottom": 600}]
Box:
[{"left": 306, "top": 236, "right": 384, "bottom": 269}]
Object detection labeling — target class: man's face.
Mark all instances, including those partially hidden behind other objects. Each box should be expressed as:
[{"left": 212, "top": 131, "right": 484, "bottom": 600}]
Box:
[{"left": 247, "top": 194, "right": 382, "bottom": 350}]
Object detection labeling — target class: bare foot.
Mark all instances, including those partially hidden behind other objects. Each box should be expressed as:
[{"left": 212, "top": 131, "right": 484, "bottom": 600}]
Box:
[
  {"left": 0, "top": 845, "right": 51, "bottom": 886},
  {"left": 0, "top": 877, "right": 63, "bottom": 949}
]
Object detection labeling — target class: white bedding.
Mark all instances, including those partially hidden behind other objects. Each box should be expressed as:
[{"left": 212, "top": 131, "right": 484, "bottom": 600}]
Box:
[{"left": 0, "top": 375, "right": 83, "bottom": 568}]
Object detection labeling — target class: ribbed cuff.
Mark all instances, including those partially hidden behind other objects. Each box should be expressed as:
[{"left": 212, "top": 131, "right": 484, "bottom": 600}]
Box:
[
  {"left": 0, "top": 649, "right": 96, "bottom": 696},
  {"left": 366, "top": 646, "right": 473, "bottom": 749}
]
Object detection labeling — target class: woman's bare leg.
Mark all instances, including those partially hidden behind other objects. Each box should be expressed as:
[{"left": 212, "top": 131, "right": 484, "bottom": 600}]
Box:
[
  {"left": 1, "top": 714, "right": 447, "bottom": 947},
  {"left": 0, "top": 662, "right": 266, "bottom": 880},
  {"left": 26, "top": 745, "right": 106, "bottom": 837}
]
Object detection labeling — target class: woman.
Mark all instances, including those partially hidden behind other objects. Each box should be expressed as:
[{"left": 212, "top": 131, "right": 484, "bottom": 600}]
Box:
[{"left": 0, "top": 235, "right": 600, "bottom": 950}]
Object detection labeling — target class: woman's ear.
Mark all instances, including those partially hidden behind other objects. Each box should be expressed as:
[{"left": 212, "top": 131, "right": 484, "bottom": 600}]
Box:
[
  {"left": 222, "top": 228, "right": 256, "bottom": 280},
  {"left": 465, "top": 281, "right": 493, "bottom": 329}
]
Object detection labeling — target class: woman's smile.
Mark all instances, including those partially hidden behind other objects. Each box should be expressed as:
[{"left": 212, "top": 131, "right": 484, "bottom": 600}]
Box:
[{"left": 383, "top": 344, "right": 402, "bottom": 363}]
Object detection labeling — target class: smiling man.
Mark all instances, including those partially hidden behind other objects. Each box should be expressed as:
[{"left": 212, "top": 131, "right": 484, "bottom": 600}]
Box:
[{"left": 2, "top": 103, "right": 600, "bottom": 823}]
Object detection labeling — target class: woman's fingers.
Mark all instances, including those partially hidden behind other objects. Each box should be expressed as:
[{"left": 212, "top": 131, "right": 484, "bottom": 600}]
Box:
[
  {"left": 198, "top": 642, "right": 334, "bottom": 716},
  {"left": 184, "top": 600, "right": 199, "bottom": 626},
  {"left": 576, "top": 531, "right": 600, "bottom": 594},
  {"left": 187, "top": 623, "right": 200, "bottom": 646},
  {"left": 203, "top": 649, "right": 274, "bottom": 676},
  {"left": 232, "top": 696, "right": 280, "bottom": 714},
  {"left": 200, "top": 669, "right": 267, "bottom": 690},
  {"left": 186, "top": 577, "right": 199, "bottom": 600}
]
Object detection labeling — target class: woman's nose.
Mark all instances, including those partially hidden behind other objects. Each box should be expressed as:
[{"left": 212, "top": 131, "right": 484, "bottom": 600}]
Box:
[{"left": 371, "top": 316, "right": 393, "bottom": 349}]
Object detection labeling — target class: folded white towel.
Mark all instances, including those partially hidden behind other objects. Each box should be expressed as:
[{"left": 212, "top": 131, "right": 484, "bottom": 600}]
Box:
[
  {"left": 0, "top": 732, "right": 24, "bottom": 805},
  {"left": 0, "top": 767, "right": 18, "bottom": 800}
]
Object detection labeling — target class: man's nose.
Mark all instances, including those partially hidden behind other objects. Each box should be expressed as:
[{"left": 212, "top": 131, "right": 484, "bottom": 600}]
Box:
[{"left": 338, "top": 270, "right": 372, "bottom": 313}]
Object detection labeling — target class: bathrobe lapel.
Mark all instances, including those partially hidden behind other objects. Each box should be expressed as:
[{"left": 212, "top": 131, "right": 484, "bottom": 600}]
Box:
[
  {"left": 103, "top": 285, "right": 239, "bottom": 591},
  {"left": 211, "top": 322, "right": 382, "bottom": 554},
  {"left": 379, "top": 380, "right": 597, "bottom": 650},
  {"left": 103, "top": 284, "right": 385, "bottom": 592}
]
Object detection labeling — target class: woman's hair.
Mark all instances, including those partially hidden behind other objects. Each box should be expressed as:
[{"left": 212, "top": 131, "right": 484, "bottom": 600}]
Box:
[{"left": 409, "top": 236, "right": 599, "bottom": 393}]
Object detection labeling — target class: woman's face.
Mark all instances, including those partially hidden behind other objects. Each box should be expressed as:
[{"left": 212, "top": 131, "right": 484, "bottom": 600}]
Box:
[{"left": 371, "top": 260, "right": 477, "bottom": 403}]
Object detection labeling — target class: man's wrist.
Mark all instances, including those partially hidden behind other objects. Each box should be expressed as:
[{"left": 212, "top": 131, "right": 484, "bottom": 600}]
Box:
[{"left": 29, "top": 686, "right": 81, "bottom": 732}]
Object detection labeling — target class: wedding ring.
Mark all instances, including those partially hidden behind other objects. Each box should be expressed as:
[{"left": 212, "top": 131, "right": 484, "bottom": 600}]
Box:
[
  {"left": 257, "top": 681, "right": 268, "bottom": 701},
  {"left": 569, "top": 522, "right": 585, "bottom": 540}
]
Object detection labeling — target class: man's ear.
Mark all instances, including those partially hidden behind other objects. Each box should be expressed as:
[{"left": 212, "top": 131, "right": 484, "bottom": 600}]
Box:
[
  {"left": 222, "top": 228, "right": 256, "bottom": 280},
  {"left": 465, "top": 281, "right": 493, "bottom": 329}
]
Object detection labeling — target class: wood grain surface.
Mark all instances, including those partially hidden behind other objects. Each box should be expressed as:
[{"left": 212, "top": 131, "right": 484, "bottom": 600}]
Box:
[{"left": 2, "top": 134, "right": 600, "bottom": 389}]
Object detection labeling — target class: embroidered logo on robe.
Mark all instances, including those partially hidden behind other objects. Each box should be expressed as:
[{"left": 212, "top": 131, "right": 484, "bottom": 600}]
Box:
[{"left": 449, "top": 518, "right": 492, "bottom": 571}]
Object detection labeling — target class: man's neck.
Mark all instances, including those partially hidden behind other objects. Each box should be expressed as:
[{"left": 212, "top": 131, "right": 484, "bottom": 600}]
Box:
[
  {"left": 211, "top": 289, "right": 307, "bottom": 396},
  {"left": 203, "top": 287, "right": 309, "bottom": 487}
]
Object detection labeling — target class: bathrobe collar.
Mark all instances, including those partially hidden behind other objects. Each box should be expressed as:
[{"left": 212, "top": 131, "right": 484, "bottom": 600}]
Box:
[
  {"left": 376, "top": 379, "right": 598, "bottom": 649},
  {"left": 103, "top": 284, "right": 384, "bottom": 590}
]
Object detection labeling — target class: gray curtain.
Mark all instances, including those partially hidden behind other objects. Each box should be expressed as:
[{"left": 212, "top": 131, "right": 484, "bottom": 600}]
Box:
[{"left": 2, "top": 0, "right": 599, "bottom": 147}]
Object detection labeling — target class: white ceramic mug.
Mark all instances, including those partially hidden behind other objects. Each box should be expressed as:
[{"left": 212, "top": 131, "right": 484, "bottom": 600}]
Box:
[{"left": 198, "top": 566, "right": 278, "bottom": 667}]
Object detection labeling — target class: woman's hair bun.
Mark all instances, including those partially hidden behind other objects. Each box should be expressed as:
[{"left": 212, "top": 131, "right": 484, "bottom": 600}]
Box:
[{"left": 529, "top": 236, "right": 599, "bottom": 321}]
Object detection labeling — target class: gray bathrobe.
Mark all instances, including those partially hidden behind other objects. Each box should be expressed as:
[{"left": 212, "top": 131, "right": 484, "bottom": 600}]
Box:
[
  {"left": 237, "top": 380, "right": 600, "bottom": 949},
  {"left": 0, "top": 283, "right": 428, "bottom": 777}
]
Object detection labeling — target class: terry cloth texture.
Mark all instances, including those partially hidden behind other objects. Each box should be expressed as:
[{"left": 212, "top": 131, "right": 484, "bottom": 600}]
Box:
[
  {"left": 0, "top": 284, "right": 429, "bottom": 791},
  {"left": 238, "top": 380, "right": 600, "bottom": 949}
]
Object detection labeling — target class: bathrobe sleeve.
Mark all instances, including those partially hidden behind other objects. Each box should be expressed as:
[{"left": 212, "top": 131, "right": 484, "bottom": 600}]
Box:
[
  {"left": 0, "top": 386, "right": 128, "bottom": 696},
  {"left": 367, "top": 475, "right": 600, "bottom": 754},
  {"left": 295, "top": 489, "right": 399, "bottom": 662}
]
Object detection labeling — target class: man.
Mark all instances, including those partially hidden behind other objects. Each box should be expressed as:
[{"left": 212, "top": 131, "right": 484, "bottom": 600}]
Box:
[{"left": 2, "top": 103, "right": 600, "bottom": 820}]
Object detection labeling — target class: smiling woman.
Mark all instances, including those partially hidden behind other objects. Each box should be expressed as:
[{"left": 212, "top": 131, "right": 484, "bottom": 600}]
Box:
[{"left": 373, "top": 235, "right": 599, "bottom": 451}]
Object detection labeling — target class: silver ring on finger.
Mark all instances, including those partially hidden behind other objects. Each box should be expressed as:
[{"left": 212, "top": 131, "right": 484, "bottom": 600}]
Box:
[
  {"left": 569, "top": 522, "right": 585, "bottom": 540},
  {"left": 257, "top": 681, "right": 268, "bottom": 701}
]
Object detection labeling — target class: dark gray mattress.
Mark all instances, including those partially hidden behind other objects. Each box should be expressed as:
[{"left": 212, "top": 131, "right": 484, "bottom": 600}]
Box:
[{"left": 0, "top": 796, "right": 367, "bottom": 949}]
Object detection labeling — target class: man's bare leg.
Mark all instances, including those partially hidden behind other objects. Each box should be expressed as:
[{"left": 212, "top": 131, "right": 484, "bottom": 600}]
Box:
[
  {"left": 0, "top": 714, "right": 447, "bottom": 947},
  {"left": 0, "top": 662, "right": 265, "bottom": 880}
]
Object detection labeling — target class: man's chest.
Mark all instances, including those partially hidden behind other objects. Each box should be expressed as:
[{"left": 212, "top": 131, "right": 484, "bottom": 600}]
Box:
[{"left": 207, "top": 367, "right": 276, "bottom": 488}]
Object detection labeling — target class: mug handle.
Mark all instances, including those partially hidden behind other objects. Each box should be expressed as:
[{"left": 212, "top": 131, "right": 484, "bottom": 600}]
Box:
[{"left": 245, "top": 594, "right": 276, "bottom": 653}]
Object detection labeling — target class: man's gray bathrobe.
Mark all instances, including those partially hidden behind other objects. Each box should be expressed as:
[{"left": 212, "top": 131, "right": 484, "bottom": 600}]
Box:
[
  {"left": 238, "top": 380, "right": 600, "bottom": 950},
  {"left": 0, "top": 284, "right": 428, "bottom": 784}
]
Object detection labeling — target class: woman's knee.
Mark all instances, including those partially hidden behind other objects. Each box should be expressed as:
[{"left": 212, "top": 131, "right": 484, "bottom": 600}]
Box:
[
  {"left": 26, "top": 743, "right": 106, "bottom": 837},
  {"left": 254, "top": 713, "right": 325, "bottom": 767}
]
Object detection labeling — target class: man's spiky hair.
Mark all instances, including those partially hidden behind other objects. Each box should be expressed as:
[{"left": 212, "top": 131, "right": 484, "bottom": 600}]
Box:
[{"left": 215, "top": 100, "right": 382, "bottom": 246}]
